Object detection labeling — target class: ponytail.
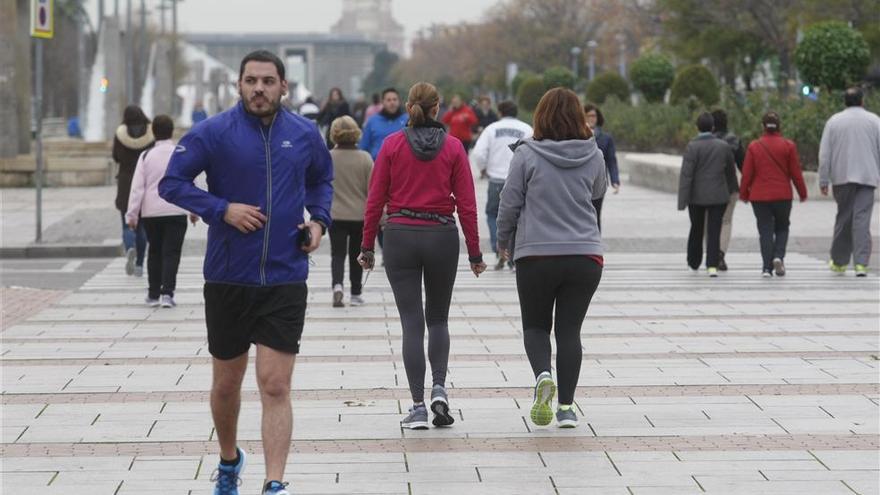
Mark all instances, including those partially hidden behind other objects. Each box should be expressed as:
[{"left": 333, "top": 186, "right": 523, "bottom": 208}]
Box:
[{"left": 406, "top": 82, "right": 440, "bottom": 127}]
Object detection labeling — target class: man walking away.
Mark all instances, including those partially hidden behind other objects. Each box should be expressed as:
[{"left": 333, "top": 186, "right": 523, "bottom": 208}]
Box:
[
  {"left": 678, "top": 112, "right": 738, "bottom": 277},
  {"left": 819, "top": 87, "right": 880, "bottom": 277},
  {"left": 711, "top": 109, "right": 745, "bottom": 271},
  {"left": 160, "top": 50, "right": 333, "bottom": 495},
  {"left": 471, "top": 101, "right": 533, "bottom": 269}
]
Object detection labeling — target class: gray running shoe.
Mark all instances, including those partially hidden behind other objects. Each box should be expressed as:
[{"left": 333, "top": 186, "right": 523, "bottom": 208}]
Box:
[
  {"left": 430, "top": 385, "right": 454, "bottom": 427},
  {"left": 773, "top": 258, "right": 786, "bottom": 277},
  {"left": 133, "top": 265, "right": 144, "bottom": 277},
  {"left": 332, "top": 284, "right": 344, "bottom": 308},
  {"left": 160, "top": 295, "right": 176, "bottom": 308},
  {"left": 530, "top": 372, "right": 556, "bottom": 426},
  {"left": 350, "top": 294, "right": 365, "bottom": 306},
  {"left": 556, "top": 407, "right": 578, "bottom": 428},
  {"left": 401, "top": 404, "right": 429, "bottom": 430},
  {"left": 145, "top": 296, "right": 160, "bottom": 308},
  {"left": 125, "top": 248, "right": 136, "bottom": 275}
]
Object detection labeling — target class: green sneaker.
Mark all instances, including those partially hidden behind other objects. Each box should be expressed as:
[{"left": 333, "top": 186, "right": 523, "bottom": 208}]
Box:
[
  {"left": 829, "top": 260, "right": 847, "bottom": 275},
  {"left": 708, "top": 267, "right": 718, "bottom": 278},
  {"left": 530, "top": 372, "right": 556, "bottom": 426},
  {"left": 556, "top": 405, "right": 578, "bottom": 428},
  {"left": 855, "top": 264, "right": 868, "bottom": 277}
]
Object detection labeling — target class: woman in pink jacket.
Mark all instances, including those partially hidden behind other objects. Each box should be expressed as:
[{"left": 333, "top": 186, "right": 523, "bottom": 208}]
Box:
[{"left": 126, "top": 115, "right": 196, "bottom": 308}]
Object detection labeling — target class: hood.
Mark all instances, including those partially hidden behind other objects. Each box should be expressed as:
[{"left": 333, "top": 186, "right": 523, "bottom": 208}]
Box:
[
  {"left": 116, "top": 125, "right": 155, "bottom": 150},
  {"left": 523, "top": 138, "right": 599, "bottom": 169},
  {"left": 404, "top": 120, "right": 447, "bottom": 161}
]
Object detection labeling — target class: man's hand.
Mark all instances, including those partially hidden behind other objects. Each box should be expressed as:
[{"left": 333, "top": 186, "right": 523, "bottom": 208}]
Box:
[
  {"left": 612, "top": 183, "right": 621, "bottom": 194},
  {"left": 480, "top": 169, "right": 488, "bottom": 180},
  {"left": 471, "top": 261, "right": 487, "bottom": 277},
  {"left": 499, "top": 248, "right": 511, "bottom": 262},
  {"left": 298, "top": 222, "right": 323, "bottom": 253},
  {"left": 357, "top": 250, "right": 375, "bottom": 270},
  {"left": 189, "top": 214, "right": 200, "bottom": 225},
  {"left": 127, "top": 219, "right": 138, "bottom": 230},
  {"left": 223, "top": 203, "right": 266, "bottom": 233},
  {"left": 820, "top": 185, "right": 829, "bottom": 196}
]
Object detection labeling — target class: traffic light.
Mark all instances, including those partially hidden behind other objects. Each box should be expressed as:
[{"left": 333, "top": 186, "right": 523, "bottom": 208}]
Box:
[
  {"left": 99, "top": 77, "right": 109, "bottom": 94},
  {"left": 801, "top": 85, "right": 811, "bottom": 96}
]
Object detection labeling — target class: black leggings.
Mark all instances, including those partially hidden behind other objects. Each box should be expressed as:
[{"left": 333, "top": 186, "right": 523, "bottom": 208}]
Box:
[
  {"left": 141, "top": 215, "right": 187, "bottom": 299},
  {"left": 687, "top": 204, "right": 726, "bottom": 269},
  {"left": 329, "top": 220, "right": 364, "bottom": 295},
  {"left": 383, "top": 223, "right": 459, "bottom": 403},
  {"left": 516, "top": 256, "right": 602, "bottom": 405}
]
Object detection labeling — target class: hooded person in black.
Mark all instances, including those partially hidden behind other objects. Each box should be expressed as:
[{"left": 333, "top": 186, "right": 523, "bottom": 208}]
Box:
[{"left": 113, "top": 105, "right": 154, "bottom": 276}]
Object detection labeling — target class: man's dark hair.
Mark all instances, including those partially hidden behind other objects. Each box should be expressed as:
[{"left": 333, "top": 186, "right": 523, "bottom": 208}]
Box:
[
  {"left": 844, "top": 86, "right": 864, "bottom": 107},
  {"left": 372, "top": 93, "right": 380, "bottom": 104},
  {"left": 497, "top": 100, "right": 518, "bottom": 118},
  {"left": 381, "top": 87, "right": 399, "bottom": 98},
  {"left": 762, "top": 111, "right": 781, "bottom": 132},
  {"left": 710, "top": 109, "right": 728, "bottom": 133},
  {"left": 239, "top": 50, "right": 285, "bottom": 81},
  {"left": 696, "top": 112, "right": 714, "bottom": 133},
  {"left": 151, "top": 114, "right": 174, "bottom": 140},
  {"left": 583, "top": 103, "right": 605, "bottom": 127}
]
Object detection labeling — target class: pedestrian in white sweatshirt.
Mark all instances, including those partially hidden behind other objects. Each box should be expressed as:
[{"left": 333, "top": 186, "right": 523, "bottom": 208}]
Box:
[
  {"left": 471, "top": 100, "right": 533, "bottom": 270},
  {"left": 126, "top": 115, "right": 197, "bottom": 307}
]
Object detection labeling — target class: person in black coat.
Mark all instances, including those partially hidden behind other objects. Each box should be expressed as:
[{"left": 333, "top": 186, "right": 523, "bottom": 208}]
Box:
[{"left": 317, "top": 87, "right": 351, "bottom": 145}]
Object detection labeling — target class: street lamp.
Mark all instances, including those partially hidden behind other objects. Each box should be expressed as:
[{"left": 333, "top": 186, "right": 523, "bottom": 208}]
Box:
[
  {"left": 570, "top": 46, "right": 582, "bottom": 79},
  {"left": 587, "top": 40, "right": 597, "bottom": 81},
  {"left": 615, "top": 33, "right": 627, "bottom": 78}
]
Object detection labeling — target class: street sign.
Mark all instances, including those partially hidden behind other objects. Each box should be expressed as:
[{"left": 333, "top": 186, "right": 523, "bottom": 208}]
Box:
[{"left": 30, "top": 0, "right": 54, "bottom": 39}]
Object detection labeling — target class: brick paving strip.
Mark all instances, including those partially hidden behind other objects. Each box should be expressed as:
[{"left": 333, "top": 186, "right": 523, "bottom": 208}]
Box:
[
  {"left": 2, "top": 435, "right": 877, "bottom": 457},
  {"left": 0, "top": 287, "right": 71, "bottom": 330},
  {"left": 2, "top": 350, "right": 876, "bottom": 367},
  {"left": 2, "top": 383, "right": 877, "bottom": 404},
  {"left": 1, "top": 329, "right": 875, "bottom": 344}
]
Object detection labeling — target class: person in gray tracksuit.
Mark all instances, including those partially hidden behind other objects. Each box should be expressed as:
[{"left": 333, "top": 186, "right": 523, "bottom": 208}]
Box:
[
  {"left": 678, "top": 112, "right": 738, "bottom": 276},
  {"left": 819, "top": 87, "right": 880, "bottom": 277}
]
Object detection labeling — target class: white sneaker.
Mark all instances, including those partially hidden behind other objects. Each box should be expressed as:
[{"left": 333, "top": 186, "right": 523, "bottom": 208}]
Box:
[
  {"left": 125, "top": 248, "right": 136, "bottom": 275},
  {"left": 332, "top": 284, "right": 344, "bottom": 308},
  {"left": 350, "top": 295, "right": 365, "bottom": 306},
  {"left": 145, "top": 297, "right": 161, "bottom": 307},
  {"left": 160, "top": 295, "right": 176, "bottom": 308}
]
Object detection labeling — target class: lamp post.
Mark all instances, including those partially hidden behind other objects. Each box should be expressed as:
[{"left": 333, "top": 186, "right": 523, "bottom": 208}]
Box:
[
  {"left": 570, "top": 46, "right": 582, "bottom": 79},
  {"left": 615, "top": 33, "right": 627, "bottom": 78},
  {"left": 587, "top": 40, "right": 597, "bottom": 81}
]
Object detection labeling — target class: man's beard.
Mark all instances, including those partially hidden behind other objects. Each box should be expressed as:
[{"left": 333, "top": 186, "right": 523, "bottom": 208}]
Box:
[{"left": 243, "top": 94, "right": 281, "bottom": 118}]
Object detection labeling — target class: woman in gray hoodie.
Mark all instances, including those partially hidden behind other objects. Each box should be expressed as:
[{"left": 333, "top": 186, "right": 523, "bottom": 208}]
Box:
[{"left": 497, "top": 88, "right": 606, "bottom": 429}]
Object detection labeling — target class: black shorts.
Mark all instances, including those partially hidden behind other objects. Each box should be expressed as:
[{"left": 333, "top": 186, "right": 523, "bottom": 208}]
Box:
[{"left": 204, "top": 282, "right": 307, "bottom": 360}]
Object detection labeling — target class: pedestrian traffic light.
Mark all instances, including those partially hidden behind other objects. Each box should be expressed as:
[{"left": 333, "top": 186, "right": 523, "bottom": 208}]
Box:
[
  {"left": 99, "top": 77, "right": 109, "bottom": 94},
  {"left": 801, "top": 85, "right": 811, "bottom": 96}
]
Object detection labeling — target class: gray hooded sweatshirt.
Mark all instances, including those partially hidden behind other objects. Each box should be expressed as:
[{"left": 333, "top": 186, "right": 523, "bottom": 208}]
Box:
[{"left": 496, "top": 138, "right": 606, "bottom": 260}]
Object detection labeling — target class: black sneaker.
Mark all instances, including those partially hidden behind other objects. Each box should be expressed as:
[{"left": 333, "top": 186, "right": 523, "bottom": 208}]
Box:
[
  {"left": 718, "top": 251, "right": 728, "bottom": 272},
  {"left": 430, "top": 384, "right": 455, "bottom": 427}
]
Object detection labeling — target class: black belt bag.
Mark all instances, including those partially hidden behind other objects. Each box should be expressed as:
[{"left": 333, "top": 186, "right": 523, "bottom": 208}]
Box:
[{"left": 387, "top": 208, "right": 456, "bottom": 225}]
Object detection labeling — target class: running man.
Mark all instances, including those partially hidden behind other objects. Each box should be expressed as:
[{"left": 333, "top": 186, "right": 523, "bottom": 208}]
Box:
[{"left": 159, "top": 50, "right": 333, "bottom": 495}]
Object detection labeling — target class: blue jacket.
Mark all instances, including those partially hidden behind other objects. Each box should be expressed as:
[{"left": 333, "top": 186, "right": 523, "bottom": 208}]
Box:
[
  {"left": 159, "top": 103, "right": 333, "bottom": 286},
  {"left": 359, "top": 111, "right": 409, "bottom": 160},
  {"left": 594, "top": 127, "right": 620, "bottom": 186}
]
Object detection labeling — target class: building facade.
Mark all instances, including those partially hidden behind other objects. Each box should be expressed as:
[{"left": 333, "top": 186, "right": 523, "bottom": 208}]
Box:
[{"left": 331, "top": 0, "right": 405, "bottom": 55}]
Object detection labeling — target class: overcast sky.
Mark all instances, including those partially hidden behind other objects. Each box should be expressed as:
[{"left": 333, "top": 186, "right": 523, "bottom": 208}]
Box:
[{"left": 84, "top": 0, "right": 501, "bottom": 46}]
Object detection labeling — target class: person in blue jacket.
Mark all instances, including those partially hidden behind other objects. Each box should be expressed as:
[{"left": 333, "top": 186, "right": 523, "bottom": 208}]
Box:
[
  {"left": 159, "top": 50, "right": 332, "bottom": 495},
  {"left": 584, "top": 103, "right": 620, "bottom": 231},
  {"left": 358, "top": 87, "right": 408, "bottom": 160}
]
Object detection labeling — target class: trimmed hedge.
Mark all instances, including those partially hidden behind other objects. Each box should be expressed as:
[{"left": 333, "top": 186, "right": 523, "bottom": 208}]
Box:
[
  {"left": 543, "top": 66, "right": 577, "bottom": 89},
  {"left": 586, "top": 72, "right": 630, "bottom": 104},
  {"left": 795, "top": 21, "right": 871, "bottom": 90},
  {"left": 517, "top": 76, "right": 546, "bottom": 112},
  {"left": 670, "top": 65, "right": 720, "bottom": 106},
  {"left": 630, "top": 53, "right": 675, "bottom": 103}
]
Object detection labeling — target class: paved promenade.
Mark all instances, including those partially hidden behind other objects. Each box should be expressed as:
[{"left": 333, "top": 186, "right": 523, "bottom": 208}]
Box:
[{"left": 2, "top": 180, "right": 879, "bottom": 494}]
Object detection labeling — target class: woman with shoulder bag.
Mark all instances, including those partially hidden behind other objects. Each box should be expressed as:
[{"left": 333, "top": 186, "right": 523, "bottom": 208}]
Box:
[
  {"left": 358, "top": 82, "right": 486, "bottom": 430},
  {"left": 739, "top": 112, "right": 808, "bottom": 277}
]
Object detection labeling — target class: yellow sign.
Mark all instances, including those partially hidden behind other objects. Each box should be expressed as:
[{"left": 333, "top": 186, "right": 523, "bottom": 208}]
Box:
[{"left": 30, "top": 0, "right": 54, "bottom": 39}]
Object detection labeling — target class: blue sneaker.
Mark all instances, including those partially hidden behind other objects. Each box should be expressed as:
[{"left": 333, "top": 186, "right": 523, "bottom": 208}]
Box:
[
  {"left": 263, "top": 480, "right": 290, "bottom": 495},
  {"left": 211, "top": 447, "right": 246, "bottom": 495}
]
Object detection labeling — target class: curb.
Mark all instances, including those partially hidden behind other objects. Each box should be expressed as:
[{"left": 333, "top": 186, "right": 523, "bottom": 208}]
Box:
[{"left": 0, "top": 244, "right": 122, "bottom": 259}]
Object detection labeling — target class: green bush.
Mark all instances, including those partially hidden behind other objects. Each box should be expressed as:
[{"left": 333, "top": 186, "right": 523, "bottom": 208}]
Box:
[
  {"left": 586, "top": 72, "right": 630, "bottom": 104},
  {"left": 517, "top": 76, "right": 546, "bottom": 112},
  {"left": 795, "top": 21, "right": 871, "bottom": 90},
  {"left": 601, "top": 98, "right": 693, "bottom": 152},
  {"left": 543, "top": 66, "right": 577, "bottom": 90},
  {"left": 670, "top": 65, "right": 720, "bottom": 106},
  {"left": 630, "top": 53, "right": 675, "bottom": 103},
  {"left": 511, "top": 70, "right": 538, "bottom": 98}
]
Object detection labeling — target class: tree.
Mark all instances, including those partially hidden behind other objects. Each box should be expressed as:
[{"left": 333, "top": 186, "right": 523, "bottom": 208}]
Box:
[
  {"left": 586, "top": 72, "right": 630, "bottom": 104},
  {"left": 795, "top": 21, "right": 871, "bottom": 90},
  {"left": 517, "top": 76, "right": 546, "bottom": 112},
  {"left": 362, "top": 50, "right": 400, "bottom": 96},
  {"left": 511, "top": 70, "right": 538, "bottom": 98},
  {"left": 543, "top": 66, "right": 576, "bottom": 89},
  {"left": 670, "top": 65, "right": 720, "bottom": 106},
  {"left": 630, "top": 53, "right": 675, "bottom": 103}
]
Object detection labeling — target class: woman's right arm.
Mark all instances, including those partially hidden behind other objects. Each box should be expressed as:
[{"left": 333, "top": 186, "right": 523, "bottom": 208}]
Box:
[
  {"left": 361, "top": 145, "right": 391, "bottom": 251},
  {"left": 496, "top": 151, "right": 527, "bottom": 253},
  {"left": 739, "top": 144, "right": 755, "bottom": 202}
]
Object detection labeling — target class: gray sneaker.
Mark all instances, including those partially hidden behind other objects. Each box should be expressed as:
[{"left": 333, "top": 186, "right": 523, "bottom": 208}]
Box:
[
  {"left": 125, "top": 248, "right": 136, "bottom": 275},
  {"left": 133, "top": 265, "right": 144, "bottom": 277},
  {"left": 556, "top": 407, "right": 578, "bottom": 428},
  {"left": 160, "top": 295, "right": 176, "bottom": 308},
  {"left": 401, "top": 404, "right": 429, "bottom": 430},
  {"left": 430, "top": 385, "right": 454, "bottom": 427},
  {"left": 530, "top": 372, "right": 556, "bottom": 426}
]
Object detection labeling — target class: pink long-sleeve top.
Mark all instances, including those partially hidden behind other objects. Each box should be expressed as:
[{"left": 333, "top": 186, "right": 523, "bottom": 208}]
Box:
[{"left": 126, "top": 140, "right": 189, "bottom": 223}]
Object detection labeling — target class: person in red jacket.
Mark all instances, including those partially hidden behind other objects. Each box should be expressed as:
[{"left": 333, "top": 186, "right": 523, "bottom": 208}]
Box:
[
  {"left": 740, "top": 112, "right": 808, "bottom": 277},
  {"left": 358, "top": 82, "right": 486, "bottom": 430},
  {"left": 441, "top": 94, "right": 479, "bottom": 150}
]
